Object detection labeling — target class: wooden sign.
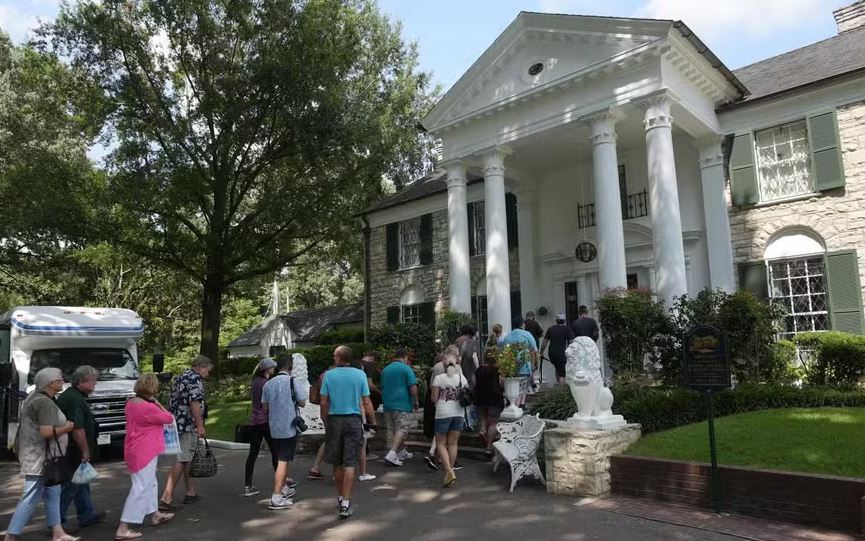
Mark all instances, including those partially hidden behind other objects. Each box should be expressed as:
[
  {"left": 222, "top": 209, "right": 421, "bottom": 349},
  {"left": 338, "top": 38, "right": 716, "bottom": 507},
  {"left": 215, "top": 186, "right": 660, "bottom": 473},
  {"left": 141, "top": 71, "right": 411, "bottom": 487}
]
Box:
[{"left": 682, "top": 324, "right": 731, "bottom": 390}]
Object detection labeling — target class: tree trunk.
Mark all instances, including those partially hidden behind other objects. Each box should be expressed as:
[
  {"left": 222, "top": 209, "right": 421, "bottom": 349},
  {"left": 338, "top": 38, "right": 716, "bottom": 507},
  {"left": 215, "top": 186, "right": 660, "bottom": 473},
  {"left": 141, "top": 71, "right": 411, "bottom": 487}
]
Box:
[{"left": 200, "top": 274, "right": 224, "bottom": 378}]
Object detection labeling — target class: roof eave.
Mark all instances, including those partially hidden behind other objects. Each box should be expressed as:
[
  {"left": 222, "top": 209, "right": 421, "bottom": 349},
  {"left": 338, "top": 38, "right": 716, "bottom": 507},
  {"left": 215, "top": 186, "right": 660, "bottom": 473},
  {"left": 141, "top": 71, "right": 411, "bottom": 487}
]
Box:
[{"left": 671, "top": 21, "right": 749, "bottom": 99}]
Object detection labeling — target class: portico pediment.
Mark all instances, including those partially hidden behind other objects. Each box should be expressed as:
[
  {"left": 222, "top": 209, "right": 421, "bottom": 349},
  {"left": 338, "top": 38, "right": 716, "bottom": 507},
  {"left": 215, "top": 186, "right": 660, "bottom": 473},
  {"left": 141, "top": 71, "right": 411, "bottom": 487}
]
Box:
[{"left": 423, "top": 13, "right": 673, "bottom": 132}]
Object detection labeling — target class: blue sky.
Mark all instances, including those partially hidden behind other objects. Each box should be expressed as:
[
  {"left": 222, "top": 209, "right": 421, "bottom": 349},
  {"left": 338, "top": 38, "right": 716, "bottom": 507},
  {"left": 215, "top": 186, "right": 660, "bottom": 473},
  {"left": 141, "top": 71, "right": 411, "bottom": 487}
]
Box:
[{"left": 0, "top": 0, "right": 851, "bottom": 92}]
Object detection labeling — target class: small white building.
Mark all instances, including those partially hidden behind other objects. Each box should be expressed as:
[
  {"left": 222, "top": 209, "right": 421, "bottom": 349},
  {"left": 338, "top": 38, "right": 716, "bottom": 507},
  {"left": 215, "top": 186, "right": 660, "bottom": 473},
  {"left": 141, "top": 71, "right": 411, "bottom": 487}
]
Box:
[{"left": 361, "top": 3, "right": 865, "bottom": 340}]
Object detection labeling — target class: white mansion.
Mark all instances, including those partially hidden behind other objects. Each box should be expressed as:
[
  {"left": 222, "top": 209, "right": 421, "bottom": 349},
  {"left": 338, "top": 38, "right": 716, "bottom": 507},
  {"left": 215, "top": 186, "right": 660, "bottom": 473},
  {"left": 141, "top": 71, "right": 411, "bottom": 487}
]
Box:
[{"left": 361, "top": 2, "right": 865, "bottom": 340}]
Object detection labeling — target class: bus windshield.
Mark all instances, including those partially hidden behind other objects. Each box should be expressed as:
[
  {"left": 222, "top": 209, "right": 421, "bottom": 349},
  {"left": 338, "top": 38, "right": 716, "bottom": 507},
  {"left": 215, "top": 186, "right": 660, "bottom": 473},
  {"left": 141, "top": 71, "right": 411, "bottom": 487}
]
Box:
[{"left": 29, "top": 348, "right": 139, "bottom": 383}]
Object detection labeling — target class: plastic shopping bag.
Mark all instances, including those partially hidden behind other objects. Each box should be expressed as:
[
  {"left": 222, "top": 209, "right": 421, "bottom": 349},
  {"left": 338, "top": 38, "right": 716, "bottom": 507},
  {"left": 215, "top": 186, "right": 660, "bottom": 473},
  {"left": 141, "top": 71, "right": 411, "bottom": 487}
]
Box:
[
  {"left": 162, "top": 420, "right": 181, "bottom": 455},
  {"left": 71, "top": 462, "right": 98, "bottom": 485}
]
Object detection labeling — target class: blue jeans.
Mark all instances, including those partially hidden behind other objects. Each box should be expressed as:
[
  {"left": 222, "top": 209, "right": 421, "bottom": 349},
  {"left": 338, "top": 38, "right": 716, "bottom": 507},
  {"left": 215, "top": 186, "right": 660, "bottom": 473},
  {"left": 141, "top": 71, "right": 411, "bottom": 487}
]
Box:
[
  {"left": 60, "top": 481, "right": 97, "bottom": 524},
  {"left": 6, "top": 475, "right": 61, "bottom": 535}
]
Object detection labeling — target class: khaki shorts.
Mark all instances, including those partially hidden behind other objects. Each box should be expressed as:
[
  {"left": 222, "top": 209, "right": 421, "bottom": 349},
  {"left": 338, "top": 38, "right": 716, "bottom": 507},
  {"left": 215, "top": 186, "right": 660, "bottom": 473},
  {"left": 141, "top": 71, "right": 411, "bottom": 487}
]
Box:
[{"left": 177, "top": 432, "right": 200, "bottom": 463}]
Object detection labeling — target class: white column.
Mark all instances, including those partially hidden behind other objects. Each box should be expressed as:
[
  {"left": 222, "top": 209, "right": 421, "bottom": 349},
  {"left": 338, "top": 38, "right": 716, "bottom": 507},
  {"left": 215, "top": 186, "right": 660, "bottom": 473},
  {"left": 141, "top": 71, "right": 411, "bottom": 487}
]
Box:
[
  {"left": 516, "top": 185, "right": 537, "bottom": 317},
  {"left": 699, "top": 137, "right": 736, "bottom": 293},
  {"left": 589, "top": 111, "right": 628, "bottom": 291},
  {"left": 643, "top": 94, "right": 687, "bottom": 307},
  {"left": 446, "top": 161, "right": 472, "bottom": 313},
  {"left": 484, "top": 149, "right": 512, "bottom": 334}
]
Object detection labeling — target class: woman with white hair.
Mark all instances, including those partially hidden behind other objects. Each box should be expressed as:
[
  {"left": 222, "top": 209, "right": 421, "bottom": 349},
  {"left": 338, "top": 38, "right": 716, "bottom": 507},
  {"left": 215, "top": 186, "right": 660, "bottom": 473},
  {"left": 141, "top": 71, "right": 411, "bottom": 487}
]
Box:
[{"left": 4, "top": 367, "right": 79, "bottom": 541}]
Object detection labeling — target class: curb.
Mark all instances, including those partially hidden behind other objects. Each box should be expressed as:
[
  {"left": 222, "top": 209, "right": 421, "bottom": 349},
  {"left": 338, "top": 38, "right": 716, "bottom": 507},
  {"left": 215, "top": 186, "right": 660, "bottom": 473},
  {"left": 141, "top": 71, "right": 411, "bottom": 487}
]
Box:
[{"left": 207, "top": 439, "right": 249, "bottom": 450}]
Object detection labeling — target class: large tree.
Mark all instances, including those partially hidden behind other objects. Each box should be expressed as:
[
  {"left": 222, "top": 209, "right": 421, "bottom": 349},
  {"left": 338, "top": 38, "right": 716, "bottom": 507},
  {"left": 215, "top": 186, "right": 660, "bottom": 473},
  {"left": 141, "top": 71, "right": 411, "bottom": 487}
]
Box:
[{"left": 41, "top": 0, "right": 434, "bottom": 362}]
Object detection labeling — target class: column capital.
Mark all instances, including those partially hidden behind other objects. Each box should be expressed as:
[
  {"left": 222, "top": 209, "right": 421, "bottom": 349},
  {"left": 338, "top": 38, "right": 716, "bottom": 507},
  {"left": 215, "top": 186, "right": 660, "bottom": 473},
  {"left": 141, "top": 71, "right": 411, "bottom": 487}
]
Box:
[
  {"left": 586, "top": 109, "right": 622, "bottom": 145},
  {"left": 642, "top": 93, "right": 674, "bottom": 131},
  {"left": 482, "top": 146, "right": 511, "bottom": 177},
  {"left": 444, "top": 160, "right": 467, "bottom": 189},
  {"left": 697, "top": 136, "right": 724, "bottom": 170}
]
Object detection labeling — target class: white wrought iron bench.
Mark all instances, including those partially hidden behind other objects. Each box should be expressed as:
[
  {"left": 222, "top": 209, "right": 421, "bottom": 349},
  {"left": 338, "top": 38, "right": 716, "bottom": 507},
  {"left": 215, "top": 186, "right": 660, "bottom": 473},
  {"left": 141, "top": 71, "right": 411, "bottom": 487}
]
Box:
[{"left": 492, "top": 414, "right": 547, "bottom": 492}]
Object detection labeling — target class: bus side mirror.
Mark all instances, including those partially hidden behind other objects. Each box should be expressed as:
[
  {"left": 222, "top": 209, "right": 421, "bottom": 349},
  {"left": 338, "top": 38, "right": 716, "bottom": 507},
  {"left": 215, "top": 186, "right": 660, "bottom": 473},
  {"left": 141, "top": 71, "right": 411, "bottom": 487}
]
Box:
[{"left": 152, "top": 353, "right": 164, "bottom": 374}]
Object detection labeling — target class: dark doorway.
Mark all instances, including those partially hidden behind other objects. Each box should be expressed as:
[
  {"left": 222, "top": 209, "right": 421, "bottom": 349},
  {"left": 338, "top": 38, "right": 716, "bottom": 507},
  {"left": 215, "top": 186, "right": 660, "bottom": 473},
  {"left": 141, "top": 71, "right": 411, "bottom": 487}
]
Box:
[
  {"left": 565, "top": 281, "right": 579, "bottom": 325},
  {"left": 627, "top": 273, "right": 639, "bottom": 290}
]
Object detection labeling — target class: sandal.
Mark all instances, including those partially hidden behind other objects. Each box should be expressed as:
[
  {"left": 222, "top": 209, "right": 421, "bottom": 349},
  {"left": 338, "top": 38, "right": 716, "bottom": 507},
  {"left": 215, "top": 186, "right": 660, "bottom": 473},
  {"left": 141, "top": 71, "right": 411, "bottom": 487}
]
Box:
[
  {"left": 114, "top": 532, "right": 143, "bottom": 540},
  {"left": 182, "top": 494, "right": 200, "bottom": 504},
  {"left": 56, "top": 537, "right": 82, "bottom": 541},
  {"left": 152, "top": 512, "right": 174, "bottom": 526},
  {"left": 307, "top": 470, "right": 324, "bottom": 480}
]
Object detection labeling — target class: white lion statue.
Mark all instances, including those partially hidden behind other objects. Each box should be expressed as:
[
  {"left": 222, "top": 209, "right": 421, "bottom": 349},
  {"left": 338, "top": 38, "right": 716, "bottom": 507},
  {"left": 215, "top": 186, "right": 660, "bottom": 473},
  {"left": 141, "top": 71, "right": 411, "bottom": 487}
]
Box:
[
  {"left": 564, "top": 337, "right": 626, "bottom": 430},
  {"left": 290, "top": 353, "right": 324, "bottom": 434}
]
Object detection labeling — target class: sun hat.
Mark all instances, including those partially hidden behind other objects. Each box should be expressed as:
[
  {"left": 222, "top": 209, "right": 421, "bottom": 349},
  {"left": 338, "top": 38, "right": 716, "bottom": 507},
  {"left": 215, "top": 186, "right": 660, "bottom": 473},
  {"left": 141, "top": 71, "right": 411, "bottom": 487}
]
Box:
[{"left": 256, "top": 358, "right": 277, "bottom": 372}]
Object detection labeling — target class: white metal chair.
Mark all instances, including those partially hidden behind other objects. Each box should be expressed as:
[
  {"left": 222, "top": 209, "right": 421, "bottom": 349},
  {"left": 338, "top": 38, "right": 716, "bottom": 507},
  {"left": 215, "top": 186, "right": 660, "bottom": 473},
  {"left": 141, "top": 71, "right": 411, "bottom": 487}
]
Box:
[{"left": 492, "top": 414, "right": 546, "bottom": 492}]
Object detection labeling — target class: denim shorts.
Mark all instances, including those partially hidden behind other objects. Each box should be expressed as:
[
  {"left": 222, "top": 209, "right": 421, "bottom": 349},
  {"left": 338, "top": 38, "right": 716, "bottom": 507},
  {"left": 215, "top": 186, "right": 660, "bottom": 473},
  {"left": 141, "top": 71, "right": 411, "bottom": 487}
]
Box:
[{"left": 434, "top": 416, "right": 463, "bottom": 434}]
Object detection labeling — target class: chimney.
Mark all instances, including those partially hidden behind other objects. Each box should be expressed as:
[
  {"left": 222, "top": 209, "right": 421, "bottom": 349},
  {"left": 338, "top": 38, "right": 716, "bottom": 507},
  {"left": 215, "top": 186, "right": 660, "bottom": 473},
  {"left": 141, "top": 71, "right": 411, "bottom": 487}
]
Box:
[{"left": 834, "top": 0, "right": 865, "bottom": 33}]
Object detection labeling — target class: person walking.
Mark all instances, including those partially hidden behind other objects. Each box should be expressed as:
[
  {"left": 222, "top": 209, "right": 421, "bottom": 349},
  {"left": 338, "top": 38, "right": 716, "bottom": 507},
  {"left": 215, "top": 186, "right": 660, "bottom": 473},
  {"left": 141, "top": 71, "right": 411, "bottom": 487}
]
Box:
[
  {"left": 160, "top": 355, "right": 212, "bottom": 511},
  {"left": 501, "top": 316, "right": 539, "bottom": 408},
  {"left": 380, "top": 348, "right": 418, "bottom": 467},
  {"left": 540, "top": 315, "right": 575, "bottom": 385},
  {"left": 455, "top": 326, "right": 480, "bottom": 385},
  {"left": 262, "top": 354, "right": 307, "bottom": 510},
  {"left": 319, "top": 345, "right": 376, "bottom": 519},
  {"left": 57, "top": 366, "right": 105, "bottom": 530},
  {"left": 486, "top": 323, "right": 504, "bottom": 350},
  {"left": 571, "top": 305, "right": 600, "bottom": 342},
  {"left": 473, "top": 351, "right": 504, "bottom": 456},
  {"left": 243, "top": 358, "right": 279, "bottom": 497},
  {"left": 4, "top": 367, "right": 78, "bottom": 541},
  {"left": 423, "top": 352, "right": 464, "bottom": 470},
  {"left": 524, "top": 312, "right": 544, "bottom": 347},
  {"left": 115, "top": 374, "right": 176, "bottom": 540},
  {"left": 430, "top": 351, "right": 469, "bottom": 488}
]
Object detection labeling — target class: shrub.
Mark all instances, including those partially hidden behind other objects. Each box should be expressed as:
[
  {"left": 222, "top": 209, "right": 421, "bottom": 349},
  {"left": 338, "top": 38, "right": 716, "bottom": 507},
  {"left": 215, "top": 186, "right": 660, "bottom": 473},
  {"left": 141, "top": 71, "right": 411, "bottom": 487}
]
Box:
[
  {"left": 794, "top": 331, "right": 865, "bottom": 385},
  {"left": 767, "top": 340, "right": 800, "bottom": 385},
  {"left": 528, "top": 383, "right": 865, "bottom": 434},
  {"left": 369, "top": 322, "right": 436, "bottom": 366},
  {"left": 286, "top": 342, "right": 374, "bottom": 383},
  {"left": 596, "top": 288, "right": 672, "bottom": 378},
  {"left": 315, "top": 327, "right": 366, "bottom": 345},
  {"left": 435, "top": 310, "right": 475, "bottom": 349}
]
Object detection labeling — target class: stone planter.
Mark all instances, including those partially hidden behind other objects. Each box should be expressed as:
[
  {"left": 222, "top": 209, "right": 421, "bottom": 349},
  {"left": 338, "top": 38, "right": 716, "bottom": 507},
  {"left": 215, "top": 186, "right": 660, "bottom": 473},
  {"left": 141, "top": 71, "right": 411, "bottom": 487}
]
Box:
[{"left": 501, "top": 377, "right": 524, "bottom": 420}]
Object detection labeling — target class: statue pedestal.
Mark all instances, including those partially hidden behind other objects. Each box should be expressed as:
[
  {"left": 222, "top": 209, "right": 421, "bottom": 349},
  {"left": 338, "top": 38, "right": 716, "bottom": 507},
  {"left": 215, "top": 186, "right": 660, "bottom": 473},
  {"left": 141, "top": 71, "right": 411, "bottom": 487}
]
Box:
[
  {"left": 561, "top": 413, "right": 627, "bottom": 431},
  {"left": 544, "top": 423, "right": 641, "bottom": 497}
]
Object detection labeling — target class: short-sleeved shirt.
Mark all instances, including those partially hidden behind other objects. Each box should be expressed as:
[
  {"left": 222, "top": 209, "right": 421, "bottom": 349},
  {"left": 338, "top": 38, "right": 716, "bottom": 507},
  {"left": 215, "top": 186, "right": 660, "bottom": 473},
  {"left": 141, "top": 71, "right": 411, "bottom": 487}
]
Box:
[
  {"left": 380, "top": 361, "right": 418, "bottom": 413},
  {"left": 524, "top": 319, "right": 544, "bottom": 345},
  {"left": 320, "top": 366, "right": 369, "bottom": 415},
  {"left": 56, "top": 385, "right": 97, "bottom": 458},
  {"left": 544, "top": 324, "right": 575, "bottom": 358},
  {"left": 262, "top": 373, "right": 308, "bottom": 439},
  {"left": 501, "top": 328, "right": 539, "bottom": 375},
  {"left": 572, "top": 317, "right": 600, "bottom": 341},
  {"left": 169, "top": 369, "right": 205, "bottom": 434},
  {"left": 249, "top": 376, "right": 268, "bottom": 426},
  {"left": 431, "top": 372, "right": 469, "bottom": 419},
  {"left": 17, "top": 392, "right": 68, "bottom": 476}
]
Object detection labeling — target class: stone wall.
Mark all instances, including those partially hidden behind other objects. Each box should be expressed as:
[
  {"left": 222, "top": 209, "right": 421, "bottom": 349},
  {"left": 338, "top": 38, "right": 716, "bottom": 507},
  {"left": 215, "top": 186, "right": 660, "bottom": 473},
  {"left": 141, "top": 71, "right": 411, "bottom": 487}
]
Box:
[
  {"left": 368, "top": 206, "right": 521, "bottom": 327},
  {"left": 728, "top": 99, "right": 865, "bottom": 297}
]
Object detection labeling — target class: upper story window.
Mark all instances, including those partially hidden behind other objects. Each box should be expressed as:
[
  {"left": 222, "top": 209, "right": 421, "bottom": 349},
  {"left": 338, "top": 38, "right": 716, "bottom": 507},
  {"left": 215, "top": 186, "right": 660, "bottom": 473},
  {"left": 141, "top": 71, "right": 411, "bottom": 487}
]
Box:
[
  {"left": 754, "top": 119, "right": 814, "bottom": 202},
  {"left": 399, "top": 218, "right": 421, "bottom": 269},
  {"left": 472, "top": 201, "right": 486, "bottom": 256}
]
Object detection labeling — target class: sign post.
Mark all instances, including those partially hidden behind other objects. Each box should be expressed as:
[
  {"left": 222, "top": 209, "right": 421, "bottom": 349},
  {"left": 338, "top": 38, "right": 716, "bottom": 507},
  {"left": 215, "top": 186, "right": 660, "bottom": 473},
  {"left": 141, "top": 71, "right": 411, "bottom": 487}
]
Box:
[{"left": 682, "top": 324, "right": 731, "bottom": 515}]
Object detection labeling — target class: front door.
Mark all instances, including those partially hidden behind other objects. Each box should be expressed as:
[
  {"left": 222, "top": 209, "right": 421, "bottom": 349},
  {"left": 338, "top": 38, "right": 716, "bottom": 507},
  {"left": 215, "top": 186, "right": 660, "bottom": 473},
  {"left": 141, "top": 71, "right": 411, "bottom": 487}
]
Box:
[{"left": 564, "top": 282, "right": 579, "bottom": 325}]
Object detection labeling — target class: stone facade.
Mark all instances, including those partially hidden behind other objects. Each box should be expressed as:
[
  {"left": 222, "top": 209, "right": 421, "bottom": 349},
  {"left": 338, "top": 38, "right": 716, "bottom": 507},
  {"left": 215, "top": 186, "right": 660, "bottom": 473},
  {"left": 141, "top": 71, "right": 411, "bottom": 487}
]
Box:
[
  {"left": 544, "top": 423, "right": 642, "bottom": 497},
  {"left": 368, "top": 206, "right": 521, "bottom": 327},
  {"left": 729, "top": 99, "right": 865, "bottom": 297}
]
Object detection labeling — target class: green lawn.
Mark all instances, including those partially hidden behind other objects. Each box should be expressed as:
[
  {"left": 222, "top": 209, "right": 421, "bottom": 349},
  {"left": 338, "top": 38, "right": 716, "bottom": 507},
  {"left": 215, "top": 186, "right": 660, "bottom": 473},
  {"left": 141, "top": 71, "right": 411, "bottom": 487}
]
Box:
[
  {"left": 625, "top": 407, "right": 865, "bottom": 478},
  {"left": 205, "top": 401, "right": 251, "bottom": 442}
]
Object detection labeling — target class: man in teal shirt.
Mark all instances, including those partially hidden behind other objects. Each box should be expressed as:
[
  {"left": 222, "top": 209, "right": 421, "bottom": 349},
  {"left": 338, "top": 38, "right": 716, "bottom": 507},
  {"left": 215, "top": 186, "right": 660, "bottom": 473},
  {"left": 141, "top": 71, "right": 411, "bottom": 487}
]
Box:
[
  {"left": 501, "top": 316, "right": 539, "bottom": 407},
  {"left": 320, "top": 346, "right": 377, "bottom": 520},
  {"left": 379, "top": 348, "right": 418, "bottom": 467}
]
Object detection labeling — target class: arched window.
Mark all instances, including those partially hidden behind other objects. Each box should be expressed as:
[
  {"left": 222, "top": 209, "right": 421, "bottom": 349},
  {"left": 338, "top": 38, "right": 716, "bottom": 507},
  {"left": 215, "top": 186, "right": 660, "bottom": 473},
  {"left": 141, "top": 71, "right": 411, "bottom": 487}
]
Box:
[
  {"left": 764, "top": 229, "right": 828, "bottom": 338},
  {"left": 399, "top": 285, "right": 425, "bottom": 323}
]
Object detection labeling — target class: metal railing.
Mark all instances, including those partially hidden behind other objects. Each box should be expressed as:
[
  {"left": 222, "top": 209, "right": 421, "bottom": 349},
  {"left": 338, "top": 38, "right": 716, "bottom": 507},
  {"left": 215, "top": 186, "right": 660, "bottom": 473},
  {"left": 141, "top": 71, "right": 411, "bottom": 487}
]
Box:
[{"left": 577, "top": 190, "right": 649, "bottom": 229}]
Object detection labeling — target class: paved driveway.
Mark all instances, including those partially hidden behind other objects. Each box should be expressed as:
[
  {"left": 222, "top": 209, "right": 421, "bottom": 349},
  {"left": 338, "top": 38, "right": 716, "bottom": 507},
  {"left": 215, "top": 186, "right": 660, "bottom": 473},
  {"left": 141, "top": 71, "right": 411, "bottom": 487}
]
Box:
[{"left": 1, "top": 448, "right": 740, "bottom": 541}]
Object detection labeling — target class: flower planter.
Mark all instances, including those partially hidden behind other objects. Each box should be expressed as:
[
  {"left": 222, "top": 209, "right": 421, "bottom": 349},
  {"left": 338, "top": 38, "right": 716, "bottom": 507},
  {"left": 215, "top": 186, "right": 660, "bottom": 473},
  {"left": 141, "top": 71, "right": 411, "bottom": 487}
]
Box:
[{"left": 501, "top": 377, "right": 524, "bottom": 420}]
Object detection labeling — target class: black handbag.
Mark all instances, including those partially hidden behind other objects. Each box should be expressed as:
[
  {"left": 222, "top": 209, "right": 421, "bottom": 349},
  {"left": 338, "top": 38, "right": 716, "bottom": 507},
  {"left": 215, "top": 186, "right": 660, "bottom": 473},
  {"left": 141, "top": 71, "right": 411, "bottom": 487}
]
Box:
[
  {"left": 189, "top": 438, "right": 218, "bottom": 478},
  {"left": 457, "top": 376, "right": 473, "bottom": 408},
  {"left": 234, "top": 423, "right": 253, "bottom": 444},
  {"left": 43, "top": 429, "right": 72, "bottom": 486},
  {"left": 290, "top": 377, "right": 307, "bottom": 434}
]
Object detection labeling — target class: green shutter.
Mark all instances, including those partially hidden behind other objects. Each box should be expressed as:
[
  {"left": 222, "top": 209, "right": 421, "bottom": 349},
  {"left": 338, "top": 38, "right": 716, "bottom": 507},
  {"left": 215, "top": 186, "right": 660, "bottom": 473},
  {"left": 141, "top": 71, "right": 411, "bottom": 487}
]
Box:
[
  {"left": 510, "top": 290, "right": 522, "bottom": 322},
  {"left": 386, "top": 223, "right": 399, "bottom": 271},
  {"left": 737, "top": 262, "right": 768, "bottom": 300},
  {"left": 826, "top": 250, "right": 865, "bottom": 334},
  {"left": 419, "top": 214, "right": 433, "bottom": 265},
  {"left": 386, "top": 306, "right": 400, "bottom": 324},
  {"left": 419, "top": 302, "right": 436, "bottom": 326},
  {"left": 506, "top": 192, "right": 518, "bottom": 249},
  {"left": 729, "top": 133, "right": 758, "bottom": 206},
  {"left": 808, "top": 110, "right": 845, "bottom": 191},
  {"left": 467, "top": 202, "right": 476, "bottom": 257}
]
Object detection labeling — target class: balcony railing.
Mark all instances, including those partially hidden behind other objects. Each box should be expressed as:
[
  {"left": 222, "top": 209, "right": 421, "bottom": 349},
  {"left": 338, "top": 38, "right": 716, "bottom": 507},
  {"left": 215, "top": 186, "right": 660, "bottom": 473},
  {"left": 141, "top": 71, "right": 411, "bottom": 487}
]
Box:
[{"left": 577, "top": 190, "right": 649, "bottom": 229}]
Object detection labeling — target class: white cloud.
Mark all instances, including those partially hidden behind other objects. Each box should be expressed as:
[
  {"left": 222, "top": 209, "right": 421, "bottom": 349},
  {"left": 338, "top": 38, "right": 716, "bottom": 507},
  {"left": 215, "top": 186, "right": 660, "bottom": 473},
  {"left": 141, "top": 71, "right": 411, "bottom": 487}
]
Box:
[
  {"left": 638, "top": 0, "right": 828, "bottom": 39},
  {"left": 0, "top": 0, "right": 60, "bottom": 43}
]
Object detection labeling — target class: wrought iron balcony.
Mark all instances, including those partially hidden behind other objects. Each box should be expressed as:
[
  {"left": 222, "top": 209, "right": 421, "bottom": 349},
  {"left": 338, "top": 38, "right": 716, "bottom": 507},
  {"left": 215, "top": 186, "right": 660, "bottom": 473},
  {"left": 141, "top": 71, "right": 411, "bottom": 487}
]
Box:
[{"left": 576, "top": 190, "right": 649, "bottom": 229}]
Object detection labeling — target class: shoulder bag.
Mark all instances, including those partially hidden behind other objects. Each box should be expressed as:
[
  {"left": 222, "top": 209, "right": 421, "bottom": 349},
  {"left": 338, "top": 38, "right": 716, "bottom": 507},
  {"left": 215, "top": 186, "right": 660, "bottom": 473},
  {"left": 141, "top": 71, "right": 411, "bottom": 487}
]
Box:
[
  {"left": 189, "top": 438, "right": 218, "bottom": 478},
  {"left": 290, "top": 377, "right": 308, "bottom": 433},
  {"left": 234, "top": 402, "right": 253, "bottom": 444},
  {"left": 43, "top": 428, "right": 73, "bottom": 486},
  {"left": 457, "top": 375, "right": 473, "bottom": 408}
]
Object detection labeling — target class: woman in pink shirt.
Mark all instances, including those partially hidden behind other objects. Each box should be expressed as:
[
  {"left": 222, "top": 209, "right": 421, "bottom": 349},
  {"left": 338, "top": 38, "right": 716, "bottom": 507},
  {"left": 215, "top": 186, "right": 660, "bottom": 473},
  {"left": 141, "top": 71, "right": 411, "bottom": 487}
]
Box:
[{"left": 115, "top": 374, "right": 175, "bottom": 540}]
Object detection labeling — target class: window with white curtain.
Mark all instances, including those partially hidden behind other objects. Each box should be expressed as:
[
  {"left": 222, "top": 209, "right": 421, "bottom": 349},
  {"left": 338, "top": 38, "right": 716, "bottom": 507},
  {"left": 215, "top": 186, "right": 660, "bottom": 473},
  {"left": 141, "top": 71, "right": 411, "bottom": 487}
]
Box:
[
  {"left": 401, "top": 304, "right": 422, "bottom": 323},
  {"left": 399, "top": 218, "right": 421, "bottom": 269},
  {"left": 472, "top": 201, "right": 486, "bottom": 256},
  {"left": 755, "top": 120, "right": 814, "bottom": 202},
  {"left": 768, "top": 256, "right": 829, "bottom": 339}
]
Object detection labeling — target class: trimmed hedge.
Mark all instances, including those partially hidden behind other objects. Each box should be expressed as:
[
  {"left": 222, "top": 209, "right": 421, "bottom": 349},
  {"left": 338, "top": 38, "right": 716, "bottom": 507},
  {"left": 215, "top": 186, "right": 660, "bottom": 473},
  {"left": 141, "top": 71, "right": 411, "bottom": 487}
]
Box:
[
  {"left": 794, "top": 331, "right": 865, "bottom": 385},
  {"left": 529, "top": 384, "right": 865, "bottom": 434},
  {"left": 315, "top": 328, "right": 366, "bottom": 345}
]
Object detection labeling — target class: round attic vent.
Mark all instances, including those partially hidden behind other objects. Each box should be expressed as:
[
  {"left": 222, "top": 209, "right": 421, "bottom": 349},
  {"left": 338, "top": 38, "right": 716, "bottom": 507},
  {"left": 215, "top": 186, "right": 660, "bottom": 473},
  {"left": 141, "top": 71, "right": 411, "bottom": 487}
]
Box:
[{"left": 528, "top": 62, "right": 544, "bottom": 76}]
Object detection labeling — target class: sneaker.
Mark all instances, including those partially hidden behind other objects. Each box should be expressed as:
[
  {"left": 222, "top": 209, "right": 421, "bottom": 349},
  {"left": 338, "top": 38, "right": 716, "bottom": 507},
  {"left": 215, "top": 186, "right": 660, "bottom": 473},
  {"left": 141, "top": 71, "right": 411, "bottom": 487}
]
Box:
[
  {"left": 358, "top": 474, "right": 376, "bottom": 482},
  {"left": 281, "top": 485, "right": 297, "bottom": 499},
  {"left": 243, "top": 486, "right": 260, "bottom": 497},
  {"left": 424, "top": 454, "right": 438, "bottom": 471},
  {"left": 397, "top": 449, "right": 413, "bottom": 461},
  {"left": 285, "top": 478, "right": 298, "bottom": 489},
  {"left": 338, "top": 504, "right": 354, "bottom": 519},
  {"left": 268, "top": 496, "right": 293, "bottom": 510},
  {"left": 453, "top": 461, "right": 463, "bottom": 471},
  {"left": 383, "top": 451, "right": 403, "bottom": 467}
]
